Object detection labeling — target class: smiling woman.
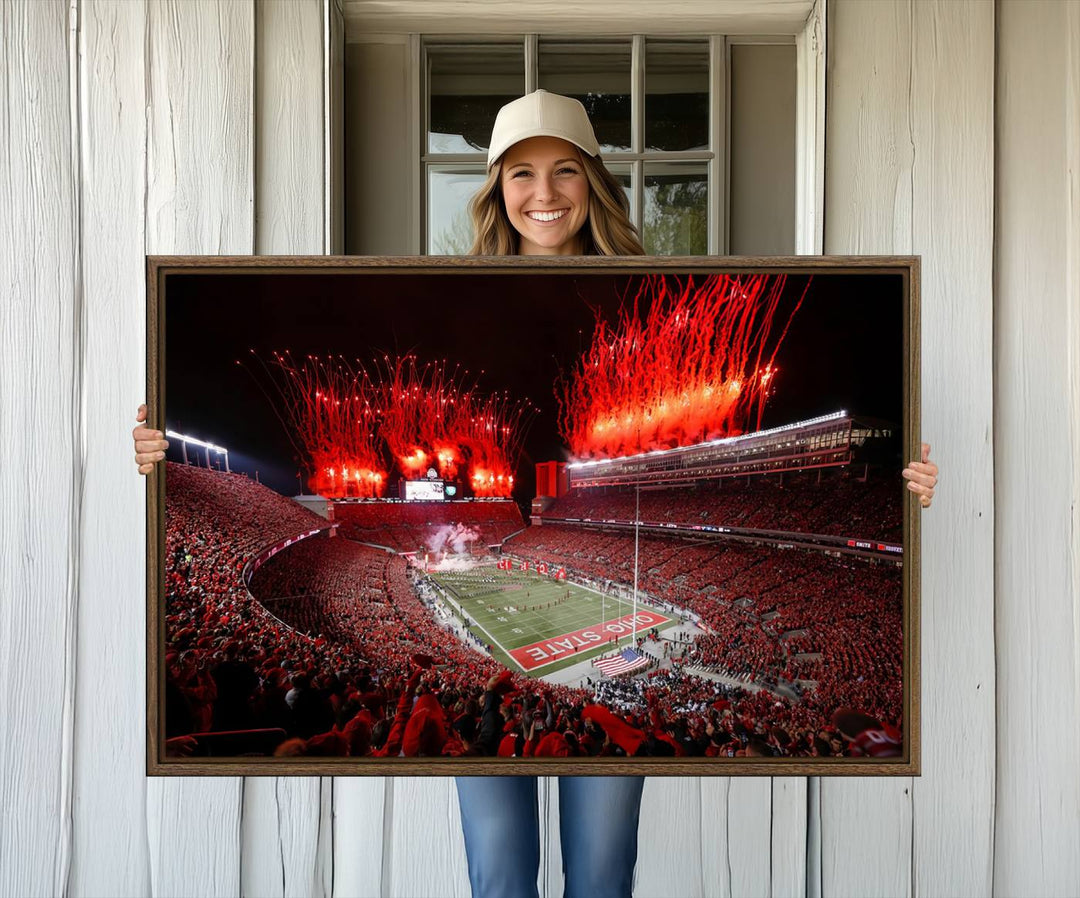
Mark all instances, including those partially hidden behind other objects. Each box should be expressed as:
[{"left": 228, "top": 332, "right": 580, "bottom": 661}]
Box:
[
  {"left": 500, "top": 137, "right": 591, "bottom": 254},
  {"left": 466, "top": 90, "right": 644, "bottom": 256}
]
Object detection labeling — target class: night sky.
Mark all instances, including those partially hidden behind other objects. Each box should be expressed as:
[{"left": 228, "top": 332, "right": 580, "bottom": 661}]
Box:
[{"left": 163, "top": 270, "right": 905, "bottom": 505}]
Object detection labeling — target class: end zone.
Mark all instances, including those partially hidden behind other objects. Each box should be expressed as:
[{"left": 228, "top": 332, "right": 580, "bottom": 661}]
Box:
[{"left": 508, "top": 610, "right": 671, "bottom": 671}]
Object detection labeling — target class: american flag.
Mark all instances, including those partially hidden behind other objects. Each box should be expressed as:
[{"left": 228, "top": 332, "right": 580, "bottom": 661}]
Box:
[{"left": 594, "top": 648, "right": 649, "bottom": 677}]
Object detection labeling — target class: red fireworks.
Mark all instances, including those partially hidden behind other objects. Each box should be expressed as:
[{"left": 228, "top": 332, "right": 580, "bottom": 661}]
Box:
[
  {"left": 243, "top": 351, "right": 534, "bottom": 498},
  {"left": 460, "top": 397, "right": 522, "bottom": 498},
  {"left": 558, "top": 274, "right": 807, "bottom": 459}
]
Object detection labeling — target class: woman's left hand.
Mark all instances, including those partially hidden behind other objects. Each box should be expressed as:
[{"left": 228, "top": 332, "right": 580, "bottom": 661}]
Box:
[{"left": 902, "top": 442, "right": 938, "bottom": 508}]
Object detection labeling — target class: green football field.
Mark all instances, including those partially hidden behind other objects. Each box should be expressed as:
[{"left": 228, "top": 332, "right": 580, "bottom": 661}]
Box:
[{"left": 427, "top": 565, "right": 677, "bottom": 677}]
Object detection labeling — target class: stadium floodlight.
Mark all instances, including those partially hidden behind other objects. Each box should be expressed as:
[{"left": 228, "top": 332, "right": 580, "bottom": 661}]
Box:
[
  {"left": 566, "top": 410, "right": 849, "bottom": 469},
  {"left": 165, "top": 429, "right": 230, "bottom": 473}
]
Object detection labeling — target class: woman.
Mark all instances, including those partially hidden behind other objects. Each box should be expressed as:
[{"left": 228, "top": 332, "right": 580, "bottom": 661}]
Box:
[
  {"left": 452, "top": 91, "right": 649, "bottom": 898},
  {"left": 133, "top": 90, "right": 939, "bottom": 898},
  {"left": 467, "top": 90, "right": 642, "bottom": 258}
]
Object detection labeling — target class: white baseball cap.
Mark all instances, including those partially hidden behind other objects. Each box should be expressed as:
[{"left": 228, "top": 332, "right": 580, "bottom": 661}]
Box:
[{"left": 486, "top": 90, "right": 601, "bottom": 169}]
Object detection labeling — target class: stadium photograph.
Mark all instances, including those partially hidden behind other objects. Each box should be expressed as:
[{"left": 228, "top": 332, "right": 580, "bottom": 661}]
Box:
[{"left": 152, "top": 260, "right": 914, "bottom": 772}]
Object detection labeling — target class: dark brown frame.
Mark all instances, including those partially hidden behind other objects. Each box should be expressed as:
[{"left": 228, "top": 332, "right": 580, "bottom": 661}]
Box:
[{"left": 146, "top": 255, "right": 921, "bottom": 776}]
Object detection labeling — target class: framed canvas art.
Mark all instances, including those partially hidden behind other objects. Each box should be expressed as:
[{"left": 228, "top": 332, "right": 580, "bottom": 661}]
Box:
[{"left": 146, "top": 256, "right": 920, "bottom": 776}]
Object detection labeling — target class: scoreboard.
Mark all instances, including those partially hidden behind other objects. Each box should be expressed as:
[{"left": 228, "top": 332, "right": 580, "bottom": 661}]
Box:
[{"left": 401, "top": 479, "right": 445, "bottom": 501}]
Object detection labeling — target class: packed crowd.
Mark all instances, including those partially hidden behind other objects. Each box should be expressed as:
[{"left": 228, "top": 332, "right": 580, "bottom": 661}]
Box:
[
  {"left": 333, "top": 500, "right": 524, "bottom": 552},
  {"left": 544, "top": 470, "right": 902, "bottom": 542},
  {"left": 164, "top": 463, "right": 901, "bottom": 759},
  {"left": 504, "top": 523, "right": 902, "bottom": 728}
]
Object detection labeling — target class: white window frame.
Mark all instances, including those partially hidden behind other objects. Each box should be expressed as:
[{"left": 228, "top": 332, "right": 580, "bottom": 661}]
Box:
[{"left": 403, "top": 0, "right": 825, "bottom": 256}]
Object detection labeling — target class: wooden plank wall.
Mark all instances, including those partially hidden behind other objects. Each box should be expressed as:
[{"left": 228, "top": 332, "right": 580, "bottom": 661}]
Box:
[
  {"left": 245, "top": 4, "right": 333, "bottom": 898},
  {"left": 823, "top": 2, "right": 996, "bottom": 896},
  {"left": 994, "top": 1, "right": 1080, "bottom": 894},
  {"left": 71, "top": 0, "right": 150, "bottom": 894},
  {"left": 142, "top": 0, "right": 252, "bottom": 894},
  {"left": 0, "top": 1, "right": 1077, "bottom": 897},
  {"left": 0, "top": 3, "right": 78, "bottom": 897}
]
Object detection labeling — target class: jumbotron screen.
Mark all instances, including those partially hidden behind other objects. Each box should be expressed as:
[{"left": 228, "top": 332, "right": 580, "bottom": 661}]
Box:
[{"left": 403, "top": 479, "right": 445, "bottom": 501}]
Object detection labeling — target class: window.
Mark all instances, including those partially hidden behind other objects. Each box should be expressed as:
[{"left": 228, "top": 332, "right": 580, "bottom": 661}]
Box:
[{"left": 422, "top": 36, "right": 794, "bottom": 257}]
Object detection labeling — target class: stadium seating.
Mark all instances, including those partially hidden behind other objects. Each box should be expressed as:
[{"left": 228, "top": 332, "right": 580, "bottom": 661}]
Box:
[
  {"left": 333, "top": 500, "right": 524, "bottom": 552},
  {"left": 163, "top": 462, "right": 903, "bottom": 759},
  {"left": 544, "top": 470, "right": 902, "bottom": 541},
  {"left": 504, "top": 521, "right": 902, "bottom": 729}
]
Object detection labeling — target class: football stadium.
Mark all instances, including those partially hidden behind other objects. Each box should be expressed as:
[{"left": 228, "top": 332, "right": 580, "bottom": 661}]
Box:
[{"left": 162, "top": 271, "right": 905, "bottom": 761}]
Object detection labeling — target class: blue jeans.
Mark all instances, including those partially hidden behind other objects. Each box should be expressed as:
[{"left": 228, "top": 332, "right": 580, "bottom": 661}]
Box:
[{"left": 455, "top": 775, "right": 646, "bottom": 898}]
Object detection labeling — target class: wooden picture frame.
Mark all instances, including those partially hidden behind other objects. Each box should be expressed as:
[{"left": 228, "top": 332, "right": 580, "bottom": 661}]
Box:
[{"left": 147, "top": 255, "right": 920, "bottom": 776}]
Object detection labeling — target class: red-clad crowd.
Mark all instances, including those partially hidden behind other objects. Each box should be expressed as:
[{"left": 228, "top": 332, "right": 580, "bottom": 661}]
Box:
[
  {"left": 164, "top": 462, "right": 902, "bottom": 760},
  {"left": 504, "top": 521, "right": 902, "bottom": 729},
  {"left": 545, "top": 470, "right": 902, "bottom": 542},
  {"left": 333, "top": 500, "right": 524, "bottom": 552}
]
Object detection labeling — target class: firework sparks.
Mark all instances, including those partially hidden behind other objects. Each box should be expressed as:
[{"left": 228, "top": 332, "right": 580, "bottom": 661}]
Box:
[
  {"left": 241, "top": 351, "right": 535, "bottom": 498},
  {"left": 239, "top": 351, "right": 388, "bottom": 496},
  {"left": 558, "top": 274, "right": 807, "bottom": 458}
]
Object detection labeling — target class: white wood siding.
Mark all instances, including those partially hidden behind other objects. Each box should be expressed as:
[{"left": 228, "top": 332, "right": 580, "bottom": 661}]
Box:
[
  {"left": 143, "top": 1, "right": 253, "bottom": 892},
  {"left": 1, "top": 1, "right": 1077, "bottom": 897},
  {"left": 994, "top": 1, "right": 1080, "bottom": 893},
  {"left": 71, "top": 0, "right": 151, "bottom": 893},
  {"left": 0, "top": 3, "right": 78, "bottom": 896},
  {"left": 824, "top": 2, "right": 997, "bottom": 896},
  {"left": 246, "top": 5, "right": 331, "bottom": 894}
]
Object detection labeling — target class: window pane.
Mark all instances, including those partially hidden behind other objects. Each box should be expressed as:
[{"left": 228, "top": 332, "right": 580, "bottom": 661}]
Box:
[
  {"left": 604, "top": 163, "right": 634, "bottom": 223},
  {"left": 428, "top": 44, "right": 524, "bottom": 154},
  {"left": 645, "top": 40, "right": 709, "bottom": 152},
  {"left": 428, "top": 167, "right": 487, "bottom": 254},
  {"left": 538, "top": 40, "right": 631, "bottom": 153},
  {"left": 643, "top": 163, "right": 708, "bottom": 255}
]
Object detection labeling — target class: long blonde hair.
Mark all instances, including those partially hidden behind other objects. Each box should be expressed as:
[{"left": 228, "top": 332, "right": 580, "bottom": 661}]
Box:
[{"left": 468, "top": 151, "right": 645, "bottom": 256}]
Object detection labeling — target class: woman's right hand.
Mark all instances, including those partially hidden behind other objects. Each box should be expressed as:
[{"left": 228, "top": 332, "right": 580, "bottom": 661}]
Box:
[{"left": 133, "top": 403, "right": 169, "bottom": 474}]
